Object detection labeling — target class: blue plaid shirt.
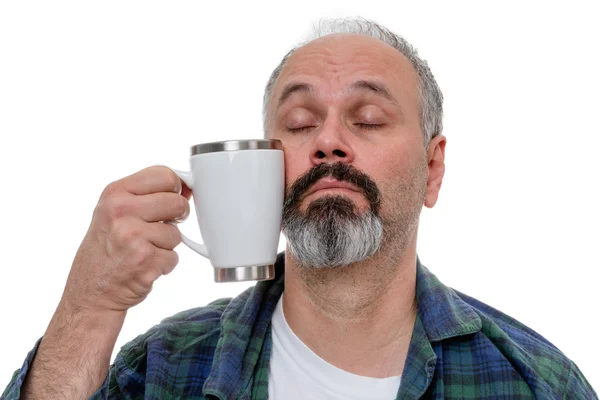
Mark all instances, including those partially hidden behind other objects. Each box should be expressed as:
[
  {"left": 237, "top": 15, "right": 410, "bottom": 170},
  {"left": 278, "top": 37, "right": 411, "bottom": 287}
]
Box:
[{"left": 3, "top": 254, "right": 597, "bottom": 399}]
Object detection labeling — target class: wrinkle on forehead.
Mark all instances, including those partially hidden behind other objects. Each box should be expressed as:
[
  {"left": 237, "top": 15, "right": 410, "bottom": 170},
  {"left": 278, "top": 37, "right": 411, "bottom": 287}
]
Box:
[{"left": 272, "top": 33, "right": 419, "bottom": 109}]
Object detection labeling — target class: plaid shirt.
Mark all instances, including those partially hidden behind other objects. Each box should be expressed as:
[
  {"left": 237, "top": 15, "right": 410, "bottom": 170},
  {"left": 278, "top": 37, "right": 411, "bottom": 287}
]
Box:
[{"left": 3, "top": 254, "right": 597, "bottom": 399}]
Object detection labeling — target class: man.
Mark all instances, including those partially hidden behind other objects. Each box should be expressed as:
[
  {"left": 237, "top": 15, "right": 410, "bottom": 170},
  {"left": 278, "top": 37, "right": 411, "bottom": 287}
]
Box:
[{"left": 2, "top": 17, "right": 597, "bottom": 400}]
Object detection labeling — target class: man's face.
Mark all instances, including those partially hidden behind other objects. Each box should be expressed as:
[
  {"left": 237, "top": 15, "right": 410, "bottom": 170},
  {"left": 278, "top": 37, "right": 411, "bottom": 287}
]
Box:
[{"left": 267, "top": 34, "right": 438, "bottom": 267}]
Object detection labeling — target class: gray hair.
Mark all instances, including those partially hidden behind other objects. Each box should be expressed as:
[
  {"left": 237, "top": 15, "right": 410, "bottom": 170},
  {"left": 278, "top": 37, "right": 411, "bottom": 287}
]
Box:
[
  {"left": 262, "top": 17, "right": 444, "bottom": 145},
  {"left": 283, "top": 204, "right": 383, "bottom": 269}
]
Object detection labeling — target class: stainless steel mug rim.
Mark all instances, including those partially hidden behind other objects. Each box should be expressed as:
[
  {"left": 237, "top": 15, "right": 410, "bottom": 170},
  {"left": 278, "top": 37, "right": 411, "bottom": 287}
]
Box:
[{"left": 191, "top": 139, "right": 283, "bottom": 155}]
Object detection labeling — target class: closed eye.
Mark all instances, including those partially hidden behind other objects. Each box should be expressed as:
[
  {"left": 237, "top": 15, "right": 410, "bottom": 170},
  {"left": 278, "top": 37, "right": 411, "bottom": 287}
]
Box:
[
  {"left": 288, "top": 126, "right": 316, "bottom": 133},
  {"left": 354, "top": 123, "right": 384, "bottom": 130}
]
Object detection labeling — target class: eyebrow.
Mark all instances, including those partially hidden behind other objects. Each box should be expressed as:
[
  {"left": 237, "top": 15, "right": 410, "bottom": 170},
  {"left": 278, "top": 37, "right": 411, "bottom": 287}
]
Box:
[
  {"left": 275, "top": 79, "right": 399, "bottom": 111},
  {"left": 277, "top": 83, "right": 313, "bottom": 109},
  {"left": 350, "top": 80, "right": 398, "bottom": 104}
]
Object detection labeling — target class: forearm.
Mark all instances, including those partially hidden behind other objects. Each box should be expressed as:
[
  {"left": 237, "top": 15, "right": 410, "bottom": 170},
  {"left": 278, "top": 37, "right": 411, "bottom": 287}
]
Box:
[{"left": 21, "top": 300, "right": 126, "bottom": 399}]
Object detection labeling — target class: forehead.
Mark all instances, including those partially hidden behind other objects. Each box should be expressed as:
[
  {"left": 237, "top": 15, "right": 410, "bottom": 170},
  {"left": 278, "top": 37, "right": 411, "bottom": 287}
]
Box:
[{"left": 273, "top": 34, "right": 419, "bottom": 103}]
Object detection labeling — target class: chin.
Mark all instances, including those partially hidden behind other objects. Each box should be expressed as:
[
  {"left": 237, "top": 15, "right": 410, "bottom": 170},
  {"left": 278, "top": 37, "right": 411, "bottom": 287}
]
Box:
[{"left": 303, "top": 193, "right": 366, "bottom": 212}]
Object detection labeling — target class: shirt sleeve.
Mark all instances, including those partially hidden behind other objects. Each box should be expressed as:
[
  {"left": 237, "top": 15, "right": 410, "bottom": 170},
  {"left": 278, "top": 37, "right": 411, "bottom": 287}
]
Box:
[
  {"left": 1, "top": 338, "right": 44, "bottom": 400},
  {"left": 88, "top": 352, "right": 138, "bottom": 400},
  {"left": 1, "top": 338, "right": 112, "bottom": 400},
  {"left": 562, "top": 361, "right": 598, "bottom": 400}
]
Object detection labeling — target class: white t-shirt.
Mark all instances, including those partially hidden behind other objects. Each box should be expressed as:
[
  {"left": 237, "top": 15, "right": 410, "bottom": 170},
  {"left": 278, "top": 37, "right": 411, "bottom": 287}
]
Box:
[{"left": 268, "top": 294, "right": 401, "bottom": 400}]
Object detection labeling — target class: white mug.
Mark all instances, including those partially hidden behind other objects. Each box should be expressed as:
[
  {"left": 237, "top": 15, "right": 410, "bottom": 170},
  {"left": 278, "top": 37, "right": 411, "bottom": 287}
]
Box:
[{"left": 171, "top": 139, "right": 284, "bottom": 283}]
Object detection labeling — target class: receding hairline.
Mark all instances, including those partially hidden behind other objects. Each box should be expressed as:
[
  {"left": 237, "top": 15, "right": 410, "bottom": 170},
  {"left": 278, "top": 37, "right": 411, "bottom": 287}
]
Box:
[
  {"left": 268, "top": 33, "right": 417, "bottom": 117},
  {"left": 272, "top": 32, "right": 416, "bottom": 89},
  {"left": 263, "top": 18, "right": 444, "bottom": 143}
]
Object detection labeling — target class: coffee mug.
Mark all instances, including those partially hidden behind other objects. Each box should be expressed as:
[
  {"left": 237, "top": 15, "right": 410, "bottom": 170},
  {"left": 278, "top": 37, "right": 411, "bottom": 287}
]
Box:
[{"left": 171, "top": 139, "right": 284, "bottom": 283}]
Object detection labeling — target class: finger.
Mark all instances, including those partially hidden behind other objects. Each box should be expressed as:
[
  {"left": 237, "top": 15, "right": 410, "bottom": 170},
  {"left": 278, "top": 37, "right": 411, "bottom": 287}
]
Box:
[
  {"left": 181, "top": 182, "right": 192, "bottom": 201},
  {"left": 135, "top": 192, "right": 190, "bottom": 222},
  {"left": 159, "top": 250, "right": 179, "bottom": 276},
  {"left": 144, "top": 221, "right": 183, "bottom": 250},
  {"left": 118, "top": 166, "right": 182, "bottom": 196},
  {"left": 142, "top": 247, "right": 180, "bottom": 283}
]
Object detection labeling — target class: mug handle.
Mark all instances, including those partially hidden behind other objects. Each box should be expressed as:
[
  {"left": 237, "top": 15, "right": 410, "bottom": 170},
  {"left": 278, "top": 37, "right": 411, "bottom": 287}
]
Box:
[{"left": 169, "top": 168, "right": 209, "bottom": 258}]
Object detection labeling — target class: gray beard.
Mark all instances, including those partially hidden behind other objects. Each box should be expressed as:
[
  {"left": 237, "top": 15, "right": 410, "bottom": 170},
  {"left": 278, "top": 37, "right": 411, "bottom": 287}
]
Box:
[{"left": 282, "top": 195, "right": 383, "bottom": 269}]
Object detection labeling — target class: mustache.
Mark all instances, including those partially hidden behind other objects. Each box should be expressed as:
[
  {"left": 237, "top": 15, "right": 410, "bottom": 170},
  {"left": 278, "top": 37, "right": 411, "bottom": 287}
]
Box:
[{"left": 283, "top": 162, "right": 382, "bottom": 214}]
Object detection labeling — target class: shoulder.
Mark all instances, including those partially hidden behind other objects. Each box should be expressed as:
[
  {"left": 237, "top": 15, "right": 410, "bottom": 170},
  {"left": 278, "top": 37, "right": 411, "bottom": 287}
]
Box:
[
  {"left": 453, "top": 289, "right": 595, "bottom": 397},
  {"left": 455, "top": 289, "right": 561, "bottom": 354},
  {"left": 102, "top": 297, "right": 236, "bottom": 397},
  {"left": 160, "top": 296, "right": 233, "bottom": 326},
  {"left": 117, "top": 297, "right": 233, "bottom": 366}
]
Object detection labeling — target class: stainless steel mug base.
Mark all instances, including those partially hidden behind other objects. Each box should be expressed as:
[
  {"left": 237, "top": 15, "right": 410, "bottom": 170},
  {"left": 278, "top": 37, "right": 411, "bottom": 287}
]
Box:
[{"left": 214, "top": 264, "right": 275, "bottom": 283}]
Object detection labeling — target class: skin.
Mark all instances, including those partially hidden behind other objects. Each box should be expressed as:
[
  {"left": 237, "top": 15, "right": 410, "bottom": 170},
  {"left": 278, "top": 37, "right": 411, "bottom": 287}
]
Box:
[{"left": 267, "top": 33, "right": 446, "bottom": 378}]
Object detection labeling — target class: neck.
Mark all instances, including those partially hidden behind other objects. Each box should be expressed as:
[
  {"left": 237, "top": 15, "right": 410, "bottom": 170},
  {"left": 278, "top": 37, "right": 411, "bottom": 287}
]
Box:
[{"left": 282, "top": 236, "right": 418, "bottom": 378}]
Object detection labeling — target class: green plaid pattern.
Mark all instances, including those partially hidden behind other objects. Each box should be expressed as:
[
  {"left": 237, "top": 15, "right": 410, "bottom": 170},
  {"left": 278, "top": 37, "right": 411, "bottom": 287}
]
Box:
[{"left": 3, "top": 253, "right": 597, "bottom": 399}]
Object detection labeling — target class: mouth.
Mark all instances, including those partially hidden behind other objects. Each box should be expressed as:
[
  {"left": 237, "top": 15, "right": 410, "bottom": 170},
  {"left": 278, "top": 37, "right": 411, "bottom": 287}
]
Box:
[{"left": 303, "top": 177, "right": 362, "bottom": 199}]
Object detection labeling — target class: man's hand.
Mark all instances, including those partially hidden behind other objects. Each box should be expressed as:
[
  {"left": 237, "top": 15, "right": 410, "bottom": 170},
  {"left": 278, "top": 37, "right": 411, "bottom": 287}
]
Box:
[
  {"left": 64, "top": 165, "right": 191, "bottom": 314},
  {"left": 22, "top": 166, "right": 191, "bottom": 399}
]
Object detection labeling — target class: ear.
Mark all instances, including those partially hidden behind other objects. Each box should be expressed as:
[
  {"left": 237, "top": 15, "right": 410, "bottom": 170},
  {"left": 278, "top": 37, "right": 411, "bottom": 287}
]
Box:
[{"left": 424, "top": 135, "right": 446, "bottom": 208}]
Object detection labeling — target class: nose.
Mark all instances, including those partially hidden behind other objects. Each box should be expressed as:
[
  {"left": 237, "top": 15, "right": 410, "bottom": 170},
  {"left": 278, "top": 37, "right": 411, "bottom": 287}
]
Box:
[{"left": 309, "top": 124, "right": 354, "bottom": 165}]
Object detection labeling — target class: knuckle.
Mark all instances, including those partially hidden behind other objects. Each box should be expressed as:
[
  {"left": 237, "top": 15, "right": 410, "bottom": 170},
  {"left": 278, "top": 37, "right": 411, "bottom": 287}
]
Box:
[
  {"left": 96, "top": 181, "right": 139, "bottom": 221},
  {"left": 137, "top": 272, "right": 157, "bottom": 291},
  {"left": 163, "top": 169, "right": 182, "bottom": 193},
  {"left": 105, "top": 196, "right": 130, "bottom": 220},
  {"left": 166, "top": 251, "right": 179, "bottom": 271},
  {"left": 177, "top": 196, "right": 190, "bottom": 218},
  {"left": 159, "top": 251, "right": 179, "bottom": 276},
  {"left": 132, "top": 242, "right": 156, "bottom": 265},
  {"left": 114, "top": 223, "right": 143, "bottom": 245},
  {"left": 165, "top": 224, "right": 182, "bottom": 247},
  {"left": 101, "top": 181, "right": 121, "bottom": 198},
  {"left": 96, "top": 184, "right": 124, "bottom": 218}
]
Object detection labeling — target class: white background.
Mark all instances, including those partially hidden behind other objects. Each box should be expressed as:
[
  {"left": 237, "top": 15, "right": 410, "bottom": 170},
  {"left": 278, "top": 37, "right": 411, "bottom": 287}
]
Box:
[{"left": 1, "top": 0, "right": 598, "bottom": 393}]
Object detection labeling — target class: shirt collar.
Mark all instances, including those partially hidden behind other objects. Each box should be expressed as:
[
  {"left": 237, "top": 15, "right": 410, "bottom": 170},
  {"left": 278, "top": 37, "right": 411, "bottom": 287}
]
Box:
[
  {"left": 397, "top": 257, "right": 482, "bottom": 398},
  {"left": 414, "top": 256, "right": 482, "bottom": 341},
  {"left": 203, "top": 254, "right": 482, "bottom": 399}
]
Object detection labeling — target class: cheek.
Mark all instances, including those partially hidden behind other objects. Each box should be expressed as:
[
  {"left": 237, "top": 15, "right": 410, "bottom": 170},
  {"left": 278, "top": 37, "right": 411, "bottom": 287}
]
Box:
[
  {"left": 362, "top": 150, "right": 398, "bottom": 186},
  {"left": 367, "top": 147, "right": 425, "bottom": 200},
  {"left": 283, "top": 150, "right": 309, "bottom": 194}
]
